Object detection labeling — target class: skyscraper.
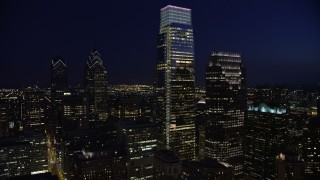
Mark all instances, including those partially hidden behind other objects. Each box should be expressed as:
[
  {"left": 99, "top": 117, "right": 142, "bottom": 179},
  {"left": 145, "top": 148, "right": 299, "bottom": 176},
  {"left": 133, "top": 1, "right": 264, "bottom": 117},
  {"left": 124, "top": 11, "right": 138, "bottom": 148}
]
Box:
[
  {"left": 50, "top": 57, "right": 68, "bottom": 172},
  {"left": 85, "top": 49, "right": 108, "bottom": 123},
  {"left": 51, "top": 57, "right": 67, "bottom": 91},
  {"left": 205, "top": 51, "right": 246, "bottom": 177},
  {"left": 154, "top": 5, "right": 196, "bottom": 161},
  {"left": 244, "top": 103, "right": 287, "bottom": 179}
]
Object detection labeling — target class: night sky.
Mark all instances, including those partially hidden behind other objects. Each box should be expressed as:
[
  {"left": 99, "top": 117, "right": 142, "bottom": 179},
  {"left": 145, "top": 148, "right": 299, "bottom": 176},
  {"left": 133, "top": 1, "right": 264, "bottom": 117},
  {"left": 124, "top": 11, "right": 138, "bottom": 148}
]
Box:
[{"left": 1, "top": 0, "right": 320, "bottom": 88}]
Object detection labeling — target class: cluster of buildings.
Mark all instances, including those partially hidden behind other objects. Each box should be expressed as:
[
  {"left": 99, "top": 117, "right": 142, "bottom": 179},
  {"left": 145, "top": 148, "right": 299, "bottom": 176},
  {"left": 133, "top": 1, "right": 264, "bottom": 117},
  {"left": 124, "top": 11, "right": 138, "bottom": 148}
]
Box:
[{"left": 0, "top": 4, "right": 320, "bottom": 180}]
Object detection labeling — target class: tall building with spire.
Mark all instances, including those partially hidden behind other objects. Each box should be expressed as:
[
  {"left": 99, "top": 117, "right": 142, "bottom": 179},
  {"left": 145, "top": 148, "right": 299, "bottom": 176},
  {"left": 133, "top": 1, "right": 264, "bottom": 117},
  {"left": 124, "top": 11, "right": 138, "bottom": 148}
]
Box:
[
  {"left": 85, "top": 49, "right": 108, "bottom": 123},
  {"left": 154, "top": 5, "right": 196, "bottom": 161},
  {"left": 205, "top": 51, "right": 246, "bottom": 177},
  {"left": 50, "top": 57, "right": 68, "bottom": 172},
  {"left": 51, "top": 57, "right": 67, "bottom": 91}
]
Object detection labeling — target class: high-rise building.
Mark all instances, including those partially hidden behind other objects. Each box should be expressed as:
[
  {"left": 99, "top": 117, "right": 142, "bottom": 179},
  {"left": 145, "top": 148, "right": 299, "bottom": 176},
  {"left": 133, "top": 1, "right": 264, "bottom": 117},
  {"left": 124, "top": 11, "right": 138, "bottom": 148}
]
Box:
[
  {"left": 205, "top": 51, "right": 246, "bottom": 177},
  {"left": 118, "top": 119, "right": 157, "bottom": 179},
  {"left": 303, "top": 118, "right": 320, "bottom": 177},
  {"left": 154, "top": 5, "right": 196, "bottom": 161},
  {"left": 195, "top": 98, "right": 206, "bottom": 161},
  {"left": 0, "top": 135, "right": 48, "bottom": 178},
  {"left": 50, "top": 57, "right": 68, "bottom": 173},
  {"left": 244, "top": 103, "right": 287, "bottom": 179},
  {"left": 0, "top": 92, "right": 22, "bottom": 137},
  {"left": 85, "top": 49, "right": 108, "bottom": 123},
  {"left": 62, "top": 90, "right": 89, "bottom": 130},
  {"left": 21, "top": 87, "right": 50, "bottom": 136},
  {"left": 51, "top": 57, "right": 67, "bottom": 91}
]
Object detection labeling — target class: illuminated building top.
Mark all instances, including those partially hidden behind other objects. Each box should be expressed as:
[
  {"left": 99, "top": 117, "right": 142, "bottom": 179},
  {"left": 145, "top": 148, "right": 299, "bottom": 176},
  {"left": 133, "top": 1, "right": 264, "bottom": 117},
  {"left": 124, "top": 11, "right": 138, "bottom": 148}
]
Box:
[
  {"left": 248, "top": 103, "right": 287, "bottom": 114},
  {"left": 160, "top": 5, "right": 192, "bottom": 28}
]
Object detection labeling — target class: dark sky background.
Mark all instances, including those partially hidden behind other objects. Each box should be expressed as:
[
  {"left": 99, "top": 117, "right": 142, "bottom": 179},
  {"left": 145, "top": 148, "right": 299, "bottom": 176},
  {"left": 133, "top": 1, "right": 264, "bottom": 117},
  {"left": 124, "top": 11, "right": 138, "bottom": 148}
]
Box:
[{"left": 1, "top": 0, "right": 320, "bottom": 88}]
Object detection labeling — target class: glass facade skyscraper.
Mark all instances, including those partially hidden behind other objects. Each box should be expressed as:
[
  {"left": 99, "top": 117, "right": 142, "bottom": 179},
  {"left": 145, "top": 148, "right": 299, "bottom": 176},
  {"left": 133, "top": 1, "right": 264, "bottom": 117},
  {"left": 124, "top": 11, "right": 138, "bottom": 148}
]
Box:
[
  {"left": 51, "top": 57, "right": 67, "bottom": 91},
  {"left": 205, "top": 51, "right": 246, "bottom": 177},
  {"left": 85, "top": 49, "right": 108, "bottom": 123},
  {"left": 154, "top": 5, "right": 196, "bottom": 161}
]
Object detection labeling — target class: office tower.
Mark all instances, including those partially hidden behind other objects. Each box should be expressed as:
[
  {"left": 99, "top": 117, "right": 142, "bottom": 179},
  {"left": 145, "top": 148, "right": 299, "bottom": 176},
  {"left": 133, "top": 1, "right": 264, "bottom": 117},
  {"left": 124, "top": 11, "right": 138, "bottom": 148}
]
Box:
[
  {"left": 154, "top": 5, "right": 196, "bottom": 161},
  {"left": 276, "top": 151, "right": 305, "bottom": 180},
  {"left": 0, "top": 135, "right": 48, "bottom": 178},
  {"left": 244, "top": 103, "right": 287, "bottom": 179},
  {"left": 51, "top": 57, "right": 67, "bottom": 91},
  {"left": 85, "top": 49, "right": 108, "bottom": 123},
  {"left": 62, "top": 90, "right": 89, "bottom": 130},
  {"left": 118, "top": 119, "right": 157, "bottom": 179},
  {"left": 50, "top": 57, "right": 68, "bottom": 173},
  {"left": 303, "top": 118, "right": 320, "bottom": 177},
  {"left": 0, "top": 92, "right": 22, "bottom": 137},
  {"left": 205, "top": 51, "right": 246, "bottom": 177},
  {"left": 153, "top": 149, "right": 181, "bottom": 179},
  {"left": 21, "top": 87, "right": 50, "bottom": 136}
]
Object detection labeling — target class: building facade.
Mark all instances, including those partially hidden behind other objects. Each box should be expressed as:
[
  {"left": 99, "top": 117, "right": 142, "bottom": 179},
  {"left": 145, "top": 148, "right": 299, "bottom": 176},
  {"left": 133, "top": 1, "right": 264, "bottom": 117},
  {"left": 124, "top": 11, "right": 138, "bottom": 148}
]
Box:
[
  {"left": 0, "top": 135, "right": 48, "bottom": 177},
  {"left": 118, "top": 119, "right": 157, "bottom": 179},
  {"left": 154, "top": 5, "right": 196, "bottom": 161},
  {"left": 85, "top": 49, "right": 108, "bottom": 123},
  {"left": 205, "top": 51, "right": 246, "bottom": 177},
  {"left": 244, "top": 103, "right": 287, "bottom": 179}
]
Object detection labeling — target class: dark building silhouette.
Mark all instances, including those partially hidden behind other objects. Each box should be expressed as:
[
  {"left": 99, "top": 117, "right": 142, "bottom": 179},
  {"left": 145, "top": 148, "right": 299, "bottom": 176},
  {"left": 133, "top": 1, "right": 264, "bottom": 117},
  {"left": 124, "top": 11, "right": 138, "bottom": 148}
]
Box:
[
  {"left": 205, "top": 51, "right": 246, "bottom": 177},
  {"left": 0, "top": 93, "right": 21, "bottom": 137},
  {"left": 153, "top": 149, "right": 181, "bottom": 179},
  {"left": 181, "top": 158, "right": 232, "bottom": 179},
  {"left": 71, "top": 147, "right": 127, "bottom": 180},
  {"left": 51, "top": 57, "right": 67, "bottom": 91},
  {"left": 244, "top": 103, "right": 287, "bottom": 179},
  {"left": 85, "top": 49, "right": 108, "bottom": 124},
  {"left": 303, "top": 118, "right": 320, "bottom": 177},
  {"left": 154, "top": 5, "right": 196, "bottom": 161},
  {"left": 276, "top": 151, "right": 305, "bottom": 180},
  {"left": 62, "top": 90, "right": 90, "bottom": 130},
  {"left": 50, "top": 57, "right": 68, "bottom": 174},
  {"left": 195, "top": 98, "right": 206, "bottom": 161}
]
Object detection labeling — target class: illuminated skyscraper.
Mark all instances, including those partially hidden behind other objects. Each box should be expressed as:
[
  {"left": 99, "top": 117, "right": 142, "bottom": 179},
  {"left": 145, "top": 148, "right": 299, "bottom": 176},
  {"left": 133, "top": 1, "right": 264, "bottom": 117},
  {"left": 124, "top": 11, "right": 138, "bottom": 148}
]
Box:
[
  {"left": 154, "top": 5, "right": 196, "bottom": 161},
  {"left": 85, "top": 49, "right": 108, "bottom": 123},
  {"left": 205, "top": 51, "right": 246, "bottom": 177}
]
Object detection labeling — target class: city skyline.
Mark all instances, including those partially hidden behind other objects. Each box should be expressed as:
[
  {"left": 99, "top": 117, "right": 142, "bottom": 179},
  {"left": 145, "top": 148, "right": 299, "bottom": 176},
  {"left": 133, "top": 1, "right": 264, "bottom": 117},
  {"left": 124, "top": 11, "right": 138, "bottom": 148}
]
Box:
[
  {"left": 1, "top": 3, "right": 320, "bottom": 179},
  {"left": 1, "top": 0, "right": 320, "bottom": 88}
]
